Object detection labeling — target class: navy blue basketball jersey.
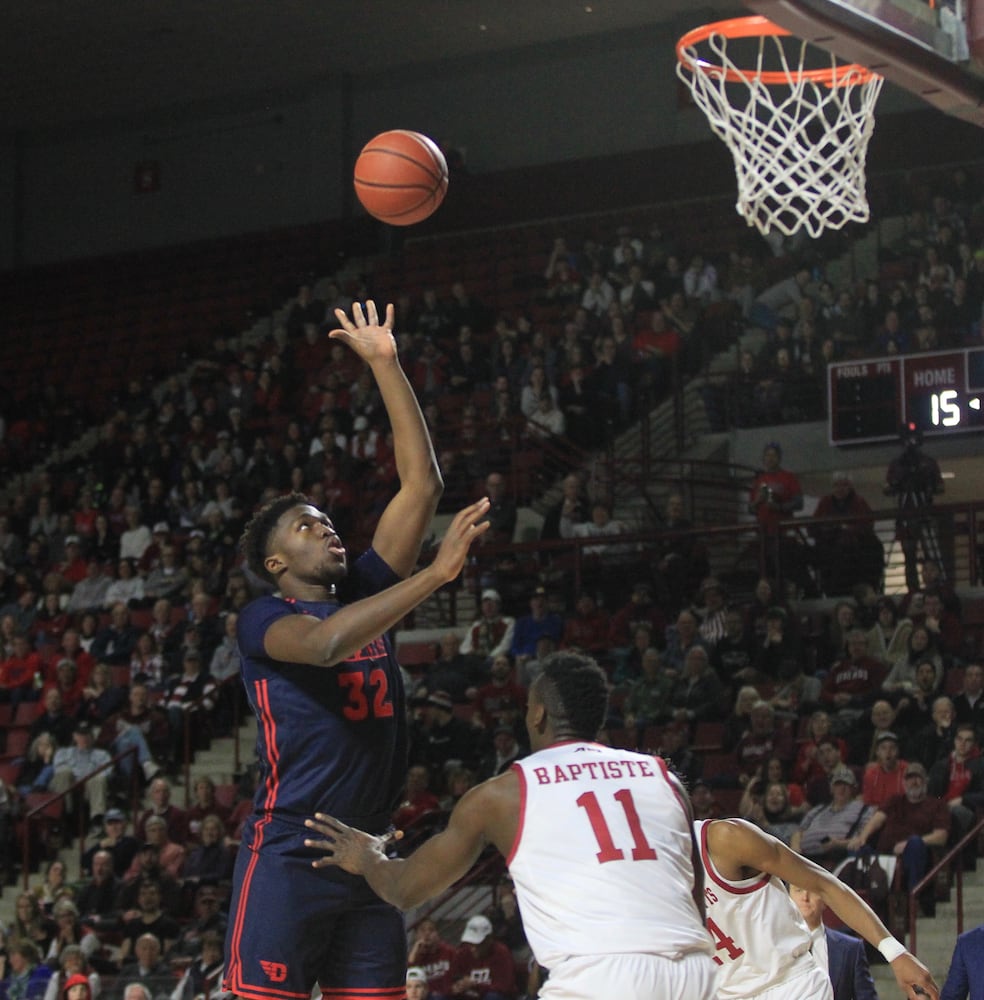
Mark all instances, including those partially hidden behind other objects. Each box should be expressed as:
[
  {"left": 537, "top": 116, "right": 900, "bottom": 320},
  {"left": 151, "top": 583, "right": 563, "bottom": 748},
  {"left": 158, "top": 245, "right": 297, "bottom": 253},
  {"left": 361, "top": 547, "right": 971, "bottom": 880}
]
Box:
[{"left": 236, "top": 548, "right": 408, "bottom": 855}]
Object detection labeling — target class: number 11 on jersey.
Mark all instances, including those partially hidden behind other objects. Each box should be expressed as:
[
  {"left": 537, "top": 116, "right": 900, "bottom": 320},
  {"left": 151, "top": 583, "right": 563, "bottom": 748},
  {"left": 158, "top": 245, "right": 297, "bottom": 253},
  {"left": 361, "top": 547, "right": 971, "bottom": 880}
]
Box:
[{"left": 576, "top": 789, "right": 659, "bottom": 863}]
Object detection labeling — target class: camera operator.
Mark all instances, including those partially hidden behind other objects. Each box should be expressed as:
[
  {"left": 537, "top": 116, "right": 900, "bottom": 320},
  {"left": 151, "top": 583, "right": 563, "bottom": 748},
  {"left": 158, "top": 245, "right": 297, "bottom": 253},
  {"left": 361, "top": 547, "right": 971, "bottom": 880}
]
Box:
[{"left": 884, "top": 424, "right": 945, "bottom": 592}]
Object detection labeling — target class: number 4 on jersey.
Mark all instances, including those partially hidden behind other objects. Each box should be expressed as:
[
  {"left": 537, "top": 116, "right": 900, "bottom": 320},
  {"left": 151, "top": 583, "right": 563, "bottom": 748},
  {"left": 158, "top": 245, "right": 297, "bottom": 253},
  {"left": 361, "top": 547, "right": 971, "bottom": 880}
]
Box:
[
  {"left": 576, "top": 789, "right": 659, "bottom": 863},
  {"left": 707, "top": 917, "right": 745, "bottom": 966}
]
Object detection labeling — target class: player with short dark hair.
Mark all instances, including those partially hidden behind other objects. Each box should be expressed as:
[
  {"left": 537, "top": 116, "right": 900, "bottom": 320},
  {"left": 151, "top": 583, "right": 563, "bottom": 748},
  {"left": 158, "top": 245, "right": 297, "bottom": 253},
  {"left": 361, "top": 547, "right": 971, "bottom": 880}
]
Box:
[
  {"left": 305, "top": 651, "right": 719, "bottom": 1000},
  {"left": 223, "top": 300, "right": 491, "bottom": 1000}
]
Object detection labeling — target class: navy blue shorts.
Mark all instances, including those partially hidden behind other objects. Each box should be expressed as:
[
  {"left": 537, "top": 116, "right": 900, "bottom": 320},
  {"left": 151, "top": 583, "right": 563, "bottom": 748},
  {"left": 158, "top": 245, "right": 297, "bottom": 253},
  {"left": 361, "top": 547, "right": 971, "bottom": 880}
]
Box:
[{"left": 224, "top": 843, "right": 406, "bottom": 1000}]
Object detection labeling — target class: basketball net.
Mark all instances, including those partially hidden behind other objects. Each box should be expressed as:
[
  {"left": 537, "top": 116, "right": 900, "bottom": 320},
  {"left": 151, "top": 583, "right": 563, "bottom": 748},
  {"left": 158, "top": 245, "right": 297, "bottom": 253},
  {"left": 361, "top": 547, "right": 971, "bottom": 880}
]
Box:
[{"left": 676, "top": 17, "right": 884, "bottom": 239}]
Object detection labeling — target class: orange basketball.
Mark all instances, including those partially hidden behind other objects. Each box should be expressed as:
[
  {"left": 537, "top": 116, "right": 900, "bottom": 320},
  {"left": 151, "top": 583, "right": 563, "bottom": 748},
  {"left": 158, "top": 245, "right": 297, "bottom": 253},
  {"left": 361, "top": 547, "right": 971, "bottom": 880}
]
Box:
[{"left": 353, "top": 130, "right": 449, "bottom": 226}]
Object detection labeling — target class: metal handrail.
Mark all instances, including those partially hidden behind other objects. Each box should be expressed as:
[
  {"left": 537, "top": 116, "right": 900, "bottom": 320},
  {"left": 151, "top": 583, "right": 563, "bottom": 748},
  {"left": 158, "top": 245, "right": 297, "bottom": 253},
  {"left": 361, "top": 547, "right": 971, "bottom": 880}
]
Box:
[
  {"left": 408, "top": 848, "right": 506, "bottom": 934},
  {"left": 172, "top": 673, "right": 245, "bottom": 807},
  {"left": 907, "top": 814, "right": 984, "bottom": 953},
  {"left": 21, "top": 744, "right": 139, "bottom": 888}
]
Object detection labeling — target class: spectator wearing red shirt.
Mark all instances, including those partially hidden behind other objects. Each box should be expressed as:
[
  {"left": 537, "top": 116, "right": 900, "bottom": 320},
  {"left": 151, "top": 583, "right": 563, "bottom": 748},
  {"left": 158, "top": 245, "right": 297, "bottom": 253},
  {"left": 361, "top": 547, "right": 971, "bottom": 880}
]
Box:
[
  {"left": 392, "top": 764, "right": 442, "bottom": 831},
  {"left": 734, "top": 701, "right": 794, "bottom": 783},
  {"left": 472, "top": 655, "right": 526, "bottom": 732},
  {"left": 747, "top": 442, "right": 811, "bottom": 591},
  {"left": 821, "top": 629, "right": 887, "bottom": 723},
  {"left": 861, "top": 732, "right": 909, "bottom": 808},
  {"left": 560, "top": 592, "right": 610, "bottom": 657},
  {"left": 410, "top": 339, "right": 449, "bottom": 397},
  {"left": 40, "top": 658, "right": 86, "bottom": 719},
  {"left": 320, "top": 462, "right": 356, "bottom": 537},
  {"left": 407, "top": 917, "right": 455, "bottom": 998},
  {"left": 632, "top": 307, "right": 680, "bottom": 396},
  {"left": 792, "top": 710, "right": 848, "bottom": 786},
  {"left": 0, "top": 632, "right": 41, "bottom": 706},
  {"left": 607, "top": 581, "right": 666, "bottom": 649},
  {"left": 72, "top": 490, "right": 100, "bottom": 539},
  {"left": 848, "top": 762, "right": 950, "bottom": 916},
  {"left": 292, "top": 322, "right": 332, "bottom": 391},
  {"left": 448, "top": 915, "right": 517, "bottom": 1000},
  {"left": 51, "top": 628, "right": 95, "bottom": 688},
  {"left": 56, "top": 536, "right": 88, "bottom": 586},
  {"left": 747, "top": 442, "right": 804, "bottom": 536},
  {"left": 32, "top": 593, "right": 71, "bottom": 649}
]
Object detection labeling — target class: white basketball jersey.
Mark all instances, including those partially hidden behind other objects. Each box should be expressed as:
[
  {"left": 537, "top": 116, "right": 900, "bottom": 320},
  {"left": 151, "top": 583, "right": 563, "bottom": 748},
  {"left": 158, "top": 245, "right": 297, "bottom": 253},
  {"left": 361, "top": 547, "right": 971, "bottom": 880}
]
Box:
[
  {"left": 695, "top": 820, "right": 816, "bottom": 999},
  {"left": 508, "top": 741, "right": 713, "bottom": 969}
]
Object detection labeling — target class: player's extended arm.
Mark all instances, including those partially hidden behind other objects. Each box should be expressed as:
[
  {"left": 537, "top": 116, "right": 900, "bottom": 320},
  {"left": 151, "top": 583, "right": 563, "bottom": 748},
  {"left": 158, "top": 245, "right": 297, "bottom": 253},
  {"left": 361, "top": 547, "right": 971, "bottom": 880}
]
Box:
[
  {"left": 304, "top": 773, "right": 517, "bottom": 909},
  {"left": 708, "top": 819, "right": 939, "bottom": 1000},
  {"left": 264, "top": 499, "right": 490, "bottom": 666},
  {"left": 327, "top": 300, "right": 442, "bottom": 578}
]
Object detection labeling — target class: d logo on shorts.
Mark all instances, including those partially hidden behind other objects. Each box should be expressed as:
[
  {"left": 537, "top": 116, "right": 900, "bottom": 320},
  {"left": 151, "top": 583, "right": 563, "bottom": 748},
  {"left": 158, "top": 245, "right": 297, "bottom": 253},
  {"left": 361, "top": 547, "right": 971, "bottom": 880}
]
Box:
[{"left": 259, "top": 961, "right": 288, "bottom": 983}]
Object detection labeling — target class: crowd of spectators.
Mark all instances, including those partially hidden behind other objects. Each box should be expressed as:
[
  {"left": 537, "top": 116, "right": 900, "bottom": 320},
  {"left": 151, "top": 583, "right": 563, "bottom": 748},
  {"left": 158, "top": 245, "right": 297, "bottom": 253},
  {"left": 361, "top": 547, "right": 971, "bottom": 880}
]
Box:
[
  {"left": 723, "top": 175, "right": 984, "bottom": 428},
  {"left": 0, "top": 767, "right": 256, "bottom": 1000},
  {"left": 0, "top": 170, "right": 981, "bottom": 999},
  {"left": 392, "top": 553, "right": 984, "bottom": 995}
]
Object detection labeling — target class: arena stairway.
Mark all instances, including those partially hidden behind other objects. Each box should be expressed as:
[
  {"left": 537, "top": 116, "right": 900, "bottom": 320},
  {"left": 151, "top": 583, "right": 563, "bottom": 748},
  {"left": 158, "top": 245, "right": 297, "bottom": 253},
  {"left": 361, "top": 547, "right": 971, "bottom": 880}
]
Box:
[
  {"left": 3, "top": 710, "right": 978, "bottom": 995},
  {"left": 0, "top": 713, "right": 259, "bottom": 929},
  {"left": 870, "top": 859, "right": 984, "bottom": 995}
]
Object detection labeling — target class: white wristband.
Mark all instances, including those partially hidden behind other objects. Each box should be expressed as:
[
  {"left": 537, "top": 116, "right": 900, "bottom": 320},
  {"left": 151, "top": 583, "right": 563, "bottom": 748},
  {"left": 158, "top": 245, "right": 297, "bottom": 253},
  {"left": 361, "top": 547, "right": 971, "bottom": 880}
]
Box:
[{"left": 878, "top": 937, "right": 907, "bottom": 963}]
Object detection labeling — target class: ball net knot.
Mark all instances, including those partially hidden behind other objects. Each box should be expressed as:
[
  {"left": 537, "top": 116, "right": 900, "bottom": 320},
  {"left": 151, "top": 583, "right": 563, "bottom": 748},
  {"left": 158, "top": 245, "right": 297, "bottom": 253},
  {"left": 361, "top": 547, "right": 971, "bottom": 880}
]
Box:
[{"left": 676, "top": 16, "right": 884, "bottom": 239}]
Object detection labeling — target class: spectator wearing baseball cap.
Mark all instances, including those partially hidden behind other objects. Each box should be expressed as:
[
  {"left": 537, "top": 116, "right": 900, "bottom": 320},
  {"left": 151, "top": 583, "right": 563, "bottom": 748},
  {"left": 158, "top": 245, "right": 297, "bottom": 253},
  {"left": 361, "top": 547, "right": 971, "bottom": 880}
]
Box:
[
  {"left": 449, "top": 915, "right": 516, "bottom": 999},
  {"left": 847, "top": 759, "right": 950, "bottom": 916},
  {"left": 56, "top": 535, "right": 88, "bottom": 586},
  {"left": 80, "top": 808, "right": 141, "bottom": 879},
  {"left": 405, "top": 965, "right": 430, "bottom": 999},
  {"left": 460, "top": 589, "right": 515, "bottom": 661},
  {"left": 476, "top": 724, "right": 522, "bottom": 782},
  {"left": 791, "top": 765, "right": 872, "bottom": 864},
  {"left": 411, "top": 692, "right": 480, "bottom": 781}
]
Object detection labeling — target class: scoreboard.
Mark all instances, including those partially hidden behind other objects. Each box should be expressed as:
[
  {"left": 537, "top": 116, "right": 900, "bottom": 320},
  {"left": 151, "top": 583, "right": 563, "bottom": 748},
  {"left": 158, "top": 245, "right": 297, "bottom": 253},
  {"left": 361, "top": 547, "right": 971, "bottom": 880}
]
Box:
[{"left": 828, "top": 347, "right": 984, "bottom": 444}]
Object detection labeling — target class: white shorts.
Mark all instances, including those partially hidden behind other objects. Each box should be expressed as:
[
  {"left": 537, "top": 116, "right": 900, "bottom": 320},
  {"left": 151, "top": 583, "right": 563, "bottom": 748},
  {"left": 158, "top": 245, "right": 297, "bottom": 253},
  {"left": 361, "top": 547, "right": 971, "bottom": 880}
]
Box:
[
  {"left": 734, "top": 962, "right": 833, "bottom": 1000},
  {"left": 541, "top": 951, "right": 718, "bottom": 1000}
]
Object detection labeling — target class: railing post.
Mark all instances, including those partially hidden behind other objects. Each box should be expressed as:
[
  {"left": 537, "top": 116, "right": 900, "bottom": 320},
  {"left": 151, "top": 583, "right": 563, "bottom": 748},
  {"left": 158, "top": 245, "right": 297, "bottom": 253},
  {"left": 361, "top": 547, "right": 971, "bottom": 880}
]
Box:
[
  {"left": 907, "top": 816, "right": 984, "bottom": 954},
  {"left": 233, "top": 676, "right": 242, "bottom": 777},
  {"left": 183, "top": 713, "right": 193, "bottom": 807},
  {"left": 21, "top": 745, "right": 138, "bottom": 887},
  {"left": 672, "top": 354, "right": 684, "bottom": 455}
]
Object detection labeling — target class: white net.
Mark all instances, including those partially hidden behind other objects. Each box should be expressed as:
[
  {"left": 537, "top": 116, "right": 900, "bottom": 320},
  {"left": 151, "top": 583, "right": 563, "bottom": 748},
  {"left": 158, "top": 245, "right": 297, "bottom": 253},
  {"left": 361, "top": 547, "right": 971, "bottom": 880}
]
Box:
[{"left": 677, "top": 25, "right": 884, "bottom": 239}]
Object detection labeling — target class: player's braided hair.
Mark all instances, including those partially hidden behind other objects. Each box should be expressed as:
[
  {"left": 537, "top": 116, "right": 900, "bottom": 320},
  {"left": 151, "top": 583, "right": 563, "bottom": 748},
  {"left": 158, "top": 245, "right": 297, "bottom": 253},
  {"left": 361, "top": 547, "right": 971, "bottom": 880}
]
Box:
[
  {"left": 538, "top": 651, "right": 608, "bottom": 741},
  {"left": 240, "top": 492, "right": 310, "bottom": 584}
]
